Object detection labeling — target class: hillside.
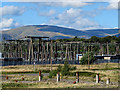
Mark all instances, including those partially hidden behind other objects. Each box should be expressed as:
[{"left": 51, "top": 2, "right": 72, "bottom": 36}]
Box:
[{"left": 1, "top": 25, "right": 119, "bottom": 40}]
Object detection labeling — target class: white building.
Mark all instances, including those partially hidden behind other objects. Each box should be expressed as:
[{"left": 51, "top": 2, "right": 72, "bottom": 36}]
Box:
[{"left": 76, "top": 54, "right": 83, "bottom": 60}]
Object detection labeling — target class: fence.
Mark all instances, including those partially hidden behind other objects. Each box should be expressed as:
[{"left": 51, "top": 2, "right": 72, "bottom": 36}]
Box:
[{"left": 1, "top": 60, "right": 80, "bottom": 66}]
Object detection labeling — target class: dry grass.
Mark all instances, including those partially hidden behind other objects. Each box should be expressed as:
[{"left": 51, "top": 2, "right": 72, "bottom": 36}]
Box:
[
  {"left": 2, "top": 63, "right": 119, "bottom": 88},
  {"left": 27, "top": 82, "right": 118, "bottom": 88}
]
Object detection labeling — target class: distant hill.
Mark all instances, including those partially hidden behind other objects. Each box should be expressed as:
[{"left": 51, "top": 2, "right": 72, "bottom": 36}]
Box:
[
  {"left": 1, "top": 25, "right": 119, "bottom": 40},
  {"left": 115, "top": 33, "right": 120, "bottom": 37}
]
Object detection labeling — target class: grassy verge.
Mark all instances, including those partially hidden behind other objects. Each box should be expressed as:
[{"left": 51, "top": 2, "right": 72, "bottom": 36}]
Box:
[
  {"left": 1, "top": 63, "right": 119, "bottom": 88},
  {"left": 2, "top": 82, "right": 36, "bottom": 88},
  {"left": 2, "top": 69, "right": 50, "bottom": 74}
]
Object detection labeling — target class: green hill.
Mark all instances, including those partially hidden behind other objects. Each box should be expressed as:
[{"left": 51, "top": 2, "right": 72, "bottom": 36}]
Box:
[{"left": 1, "top": 25, "right": 119, "bottom": 40}]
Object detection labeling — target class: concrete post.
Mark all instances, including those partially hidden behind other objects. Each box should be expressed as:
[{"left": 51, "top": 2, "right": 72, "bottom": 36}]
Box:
[
  {"left": 76, "top": 72, "right": 79, "bottom": 83},
  {"left": 39, "top": 70, "right": 42, "bottom": 81},
  {"left": 34, "top": 62, "right": 35, "bottom": 71},
  {"left": 57, "top": 72, "right": 60, "bottom": 82},
  {"left": 96, "top": 74, "right": 100, "bottom": 83},
  {"left": 106, "top": 78, "right": 110, "bottom": 84}
]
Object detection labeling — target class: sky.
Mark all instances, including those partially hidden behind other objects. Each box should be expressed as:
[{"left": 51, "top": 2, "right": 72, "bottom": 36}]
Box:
[{"left": 0, "top": 0, "right": 119, "bottom": 31}]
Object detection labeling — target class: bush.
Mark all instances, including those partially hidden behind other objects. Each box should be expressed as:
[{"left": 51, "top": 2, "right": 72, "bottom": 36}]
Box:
[
  {"left": 48, "top": 70, "right": 57, "bottom": 78},
  {"left": 48, "top": 61, "right": 77, "bottom": 78},
  {"left": 69, "top": 66, "right": 76, "bottom": 70},
  {"left": 61, "top": 61, "right": 70, "bottom": 76},
  {"left": 57, "top": 65, "right": 62, "bottom": 72},
  {"left": 80, "top": 52, "right": 96, "bottom": 65}
]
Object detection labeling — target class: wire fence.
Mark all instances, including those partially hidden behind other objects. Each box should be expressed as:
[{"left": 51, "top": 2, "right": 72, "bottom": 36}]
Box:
[{"left": 0, "top": 59, "right": 120, "bottom": 66}]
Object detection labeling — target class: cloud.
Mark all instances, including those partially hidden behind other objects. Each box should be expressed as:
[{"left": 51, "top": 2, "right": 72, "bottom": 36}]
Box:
[
  {"left": 38, "top": 10, "right": 55, "bottom": 16},
  {"left": 35, "top": 1, "right": 93, "bottom": 8},
  {"left": 0, "top": 18, "right": 20, "bottom": 30},
  {"left": 47, "top": 8, "right": 100, "bottom": 30},
  {"left": 0, "top": 6, "right": 25, "bottom": 16},
  {"left": 99, "top": 0, "right": 119, "bottom": 10},
  {"left": 3, "top": 0, "right": 119, "bottom": 9}
]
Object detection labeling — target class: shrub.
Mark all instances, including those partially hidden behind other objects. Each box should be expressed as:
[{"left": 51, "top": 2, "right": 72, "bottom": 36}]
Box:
[
  {"left": 61, "top": 61, "right": 70, "bottom": 76},
  {"left": 48, "top": 60, "right": 77, "bottom": 78},
  {"left": 80, "top": 52, "right": 96, "bottom": 65},
  {"left": 70, "top": 66, "right": 76, "bottom": 70},
  {"left": 48, "top": 70, "right": 57, "bottom": 78},
  {"left": 57, "top": 65, "right": 62, "bottom": 72}
]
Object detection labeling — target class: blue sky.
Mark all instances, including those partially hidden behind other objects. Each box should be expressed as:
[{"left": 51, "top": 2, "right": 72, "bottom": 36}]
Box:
[{"left": 0, "top": 0, "right": 118, "bottom": 30}]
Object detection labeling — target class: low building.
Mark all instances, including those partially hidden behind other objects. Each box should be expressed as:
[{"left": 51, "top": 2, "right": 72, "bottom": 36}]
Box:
[
  {"left": 76, "top": 54, "right": 83, "bottom": 60},
  {"left": 94, "top": 55, "right": 120, "bottom": 60}
]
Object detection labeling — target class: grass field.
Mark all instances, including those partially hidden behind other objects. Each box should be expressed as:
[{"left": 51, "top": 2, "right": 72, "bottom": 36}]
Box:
[{"left": 1, "top": 63, "right": 120, "bottom": 88}]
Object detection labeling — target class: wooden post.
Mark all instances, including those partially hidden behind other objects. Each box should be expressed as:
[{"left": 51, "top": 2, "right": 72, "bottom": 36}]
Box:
[
  {"left": 46, "top": 42, "right": 49, "bottom": 61},
  {"left": 71, "top": 44, "right": 74, "bottom": 60},
  {"left": 55, "top": 42, "right": 57, "bottom": 61},
  {"left": 78, "top": 43, "right": 80, "bottom": 54},
  {"left": 50, "top": 40, "right": 53, "bottom": 71},
  {"left": 31, "top": 38, "right": 34, "bottom": 61},
  {"left": 43, "top": 42, "right": 46, "bottom": 61},
  {"left": 88, "top": 44, "right": 90, "bottom": 70},
  {"left": 76, "top": 72, "right": 79, "bottom": 83},
  {"left": 57, "top": 72, "right": 60, "bottom": 82},
  {"left": 20, "top": 42, "right": 23, "bottom": 58},
  {"left": 77, "top": 43, "right": 79, "bottom": 54},
  {"left": 106, "top": 78, "right": 110, "bottom": 84},
  {"left": 27, "top": 40, "right": 30, "bottom": 61},
  {"left": 65, "top": 44, "right": 68, "bottom": 60},
  {"left": 28, "top": 39, "right": 31, "bottom": 62},
  {"left": 107, "top": 42, "right": 109, "bottom": 55},
  {"left": 45, "top": 42, "right": 48, "bottom": 61},
  {"left": 61, "top": 43, "right": 63, "bottom": 61},
  {"left": 96, "top": 74, "right": 100, "bottom": 83},
  {"left": 74, "top": 44, "right": 76, "bottom": 60},
  {"left": 100, "top": 43, "right": 103, "bottom": 55},
  {"left": 38, "top": 38, "right": 41, "bottom": 61},
  {"left": 41, "top": 42, "right": 43, "bottom": 63},
  {"left": 116, "top": 44, "right": 119, "bottom": 55},
  {"left": 70, "top": 43, "right": 72, "bottom": 60},
  {"left": 39, "top": 70, "right": 42, "bottom": 81},
  {"left": 68, "top": 44, "right": 70, "bottom": 60},
  {"left": 16, "top": 40, "right": 19, "bottom": 57}
]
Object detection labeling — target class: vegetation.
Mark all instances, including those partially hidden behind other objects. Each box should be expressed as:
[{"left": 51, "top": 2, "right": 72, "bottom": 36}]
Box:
[
  {"left": 49, "top": 61, "right": 76, "bottom": 78},
  {"left": 2, "top": 83, "right": 36, "bottom": 88},
  {"left": 80, "top": 52, "right": 96, "bottom": 65},
  {"left": 56, "top": 36, "right": 120, "bottom": 43},
  {"left": 2, "top": 63, "right": 119, "bottom": 88}
]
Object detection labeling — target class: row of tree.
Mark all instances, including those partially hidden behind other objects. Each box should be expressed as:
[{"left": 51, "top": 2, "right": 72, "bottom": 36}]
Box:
[{"left": 56, "top": 36, "right": 120, "bottom": 43}]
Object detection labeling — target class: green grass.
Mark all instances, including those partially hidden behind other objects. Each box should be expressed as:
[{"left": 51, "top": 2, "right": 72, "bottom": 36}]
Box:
[
  {"left": 2, "top": 69, "right": 50, "bottom": 74},
  {"left": 90, "top": 68, "right": 120, "bottom": 71},
  {"left": 2, "top": 63, "right": 119, "bottom": 88},
  {"left": 68, "top": 71, "right": 97, "bottom": 78},
  {"left": 2, "top": 83, "right": 36, "bottom": 88}
]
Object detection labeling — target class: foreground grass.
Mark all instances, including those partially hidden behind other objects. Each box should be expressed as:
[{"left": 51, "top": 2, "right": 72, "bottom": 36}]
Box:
[
  {"left": 2, "top": 63, "right": 119, "bottom": 73},
  {"left": 2, "top": 81, "right": 118, "bottom": 88},
  {"left": 2, "top": 63, "right": 119, "bottom": 88},
  {"left": 2, "top": 82, "right": 36, "bottom": 88}
]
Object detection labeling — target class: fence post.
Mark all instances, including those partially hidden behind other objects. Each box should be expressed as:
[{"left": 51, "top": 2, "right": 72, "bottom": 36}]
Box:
[
  {"left": 106, "top": 78, "right": 110, "bottom": 84},
  {"left": 76, "top": 72, "right": 79, "bottom": 83},
  {"left": 96, "top": 74, "right": 100, "bottom": 83},
  {"left": 57, "top": 72, "right": 60, "bottom": 82},
  {"left": 39, "top": 70, "right": 42, "bottom": 81}
]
